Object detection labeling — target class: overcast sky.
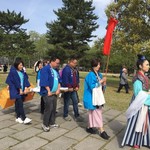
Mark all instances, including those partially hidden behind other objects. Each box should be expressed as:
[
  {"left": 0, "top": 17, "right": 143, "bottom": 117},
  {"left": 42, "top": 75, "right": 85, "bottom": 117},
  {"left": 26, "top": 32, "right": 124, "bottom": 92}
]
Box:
[{"left": 0, "top": 0, "right": 114, "bottom": 46}]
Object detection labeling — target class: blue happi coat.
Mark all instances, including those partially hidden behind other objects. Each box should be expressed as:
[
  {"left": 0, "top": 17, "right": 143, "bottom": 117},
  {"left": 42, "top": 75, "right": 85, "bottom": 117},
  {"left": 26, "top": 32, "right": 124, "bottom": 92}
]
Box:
[
  {"left": 6, "top": 66, "right": 30, "bottom": 99},
  {"left": 83, "top": 71, "right": 103, "bottom": 110}
]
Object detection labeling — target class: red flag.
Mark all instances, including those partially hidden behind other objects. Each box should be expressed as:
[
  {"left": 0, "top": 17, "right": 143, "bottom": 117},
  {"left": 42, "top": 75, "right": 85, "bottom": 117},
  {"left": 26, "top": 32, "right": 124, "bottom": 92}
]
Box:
[{"left": 103, "top": 17, "right": 118, "bottom": 55}]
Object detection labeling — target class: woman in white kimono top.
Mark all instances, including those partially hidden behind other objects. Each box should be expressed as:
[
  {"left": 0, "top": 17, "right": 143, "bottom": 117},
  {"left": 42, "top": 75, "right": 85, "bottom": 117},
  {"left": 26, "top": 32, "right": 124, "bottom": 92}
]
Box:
[{"left": 121, "top": 55, "right": 150, "bottom": 149}]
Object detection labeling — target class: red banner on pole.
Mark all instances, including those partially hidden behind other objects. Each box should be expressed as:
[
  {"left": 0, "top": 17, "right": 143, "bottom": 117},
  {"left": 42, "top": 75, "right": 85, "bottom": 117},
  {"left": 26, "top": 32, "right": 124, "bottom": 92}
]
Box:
[{"left": 103, "top": 17, "right": 118, "bottom": 55}]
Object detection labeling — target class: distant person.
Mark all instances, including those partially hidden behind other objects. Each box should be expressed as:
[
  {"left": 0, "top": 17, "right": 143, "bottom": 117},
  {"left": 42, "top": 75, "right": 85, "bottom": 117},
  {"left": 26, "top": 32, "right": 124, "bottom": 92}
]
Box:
[
  {"left": 119, "top": 65, "right": 130, "bottom": 89},
  {"left": 0, "top": 64, "right": 2, "bottom": 71},
  {"left": 3, "top": 64, "right": 8, "bottom": 72},
  {"left": 117, "top": 68, "right": 129, "bottom": 93},
  {"left": 43, "top": 59, "right": 49, "bottom": 66},
  {"left": 40, "top": 56, "right": 60, "bottom": 132},
  {"left": 6, "top": 57, "right": 32, "bottom": 124},
  {"left": 33, "top": 59, "right": 49, "bottom": 115},
  {"left": 31, "top": 61, "right": 44, "bottom": 115},
  {"left": 32, "top": 60, "right": 43, "bottom": 92},
  {"left": 62, "top": 57, "right": 81, "bottom": 121},
  {"left": 119, "top": 65, "right": 126, "bottom": 78},
  {"left": 35, "top": 61, "right": 44, "bottom": 114},
  {"left": 83, "top": 58, "right": 110, "bottom": 140},
  {"left": 122, "top": 54, "right": 150, "bottom": 149}
]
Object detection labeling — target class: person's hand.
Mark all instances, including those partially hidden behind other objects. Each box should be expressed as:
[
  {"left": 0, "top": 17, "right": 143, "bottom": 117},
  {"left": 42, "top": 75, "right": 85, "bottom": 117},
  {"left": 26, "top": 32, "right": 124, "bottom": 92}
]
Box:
[
  {"left": 24, "top": 87, "right": 29, "bottom": 94},
  {"left": 56, "top": 89, "right": 60, "bottom": 95},
  {"left": 74, "top": 87, "right": 79, "bottom": 91},
  {"left": 103, "top": 81, "right": 106, "bottom": 86},
  {"left": 20, "top": 89, "right": 24, "bottom": 95},
  {"left": 100, "top": 77, "right": 106, "bottom": 84},
  {"left": 47, "top": 91, "right": 53, "bottom": 96},
  {"left": 103, "top": 77, "right": 107, "bottom": 82}
]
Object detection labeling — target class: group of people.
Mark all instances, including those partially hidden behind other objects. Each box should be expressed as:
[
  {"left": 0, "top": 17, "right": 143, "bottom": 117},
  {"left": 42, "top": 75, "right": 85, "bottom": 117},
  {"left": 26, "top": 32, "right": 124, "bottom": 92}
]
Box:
[
  {"left": 5, "top": 54, "right": 150, "bottom": 149},
  {"left": 5, "top": 55, "right": 110, "bottom": 140}
]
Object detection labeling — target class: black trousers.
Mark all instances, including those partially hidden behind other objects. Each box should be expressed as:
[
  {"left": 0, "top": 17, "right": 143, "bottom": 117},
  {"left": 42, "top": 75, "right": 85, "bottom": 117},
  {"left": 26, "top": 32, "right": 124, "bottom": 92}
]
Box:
[
  {"left": 15, "top": 97, "right": 26, "bottom": 120},
  {"left": 40, "top": 96, "right": 44, "bottom": 114},
  {"left": 43, "top": 95, "right": 57, "bottom": 126},
  {"left": 117, "top": 84, "right": 129, "bottom": 93}
]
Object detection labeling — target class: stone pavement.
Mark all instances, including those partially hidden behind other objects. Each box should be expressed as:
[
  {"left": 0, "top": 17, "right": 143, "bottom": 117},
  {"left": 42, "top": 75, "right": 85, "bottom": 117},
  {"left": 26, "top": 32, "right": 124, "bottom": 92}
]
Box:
[{"left": 0, "top": 97, "right": 149, "bottom": 150}]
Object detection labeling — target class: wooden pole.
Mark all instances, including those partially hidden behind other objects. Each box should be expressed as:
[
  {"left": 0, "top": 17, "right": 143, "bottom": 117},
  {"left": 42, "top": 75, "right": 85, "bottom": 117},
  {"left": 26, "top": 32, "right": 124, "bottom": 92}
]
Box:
[{"left": 104, "top": 55, "right": 110, "bottom": 77}]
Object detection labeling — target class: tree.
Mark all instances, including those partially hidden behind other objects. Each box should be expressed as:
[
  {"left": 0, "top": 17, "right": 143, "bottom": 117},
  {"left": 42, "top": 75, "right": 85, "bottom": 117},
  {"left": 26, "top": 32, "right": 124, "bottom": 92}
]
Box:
[
  {"left": 79, "top": 38, "right": 104, "bottom": 71},
  {"left": 46, "top": 0, "right": 99, "bottom": 58},
  {"left": 114, "top": 0, "right": 150, "bottom": 51},
  {"left": 0, "top": 10, "right": 35, "bottom": 62},
  {"left": 104, "top": 0, "right": 150, "bottom": 72},
  {"left": 29, "top": 31, "right": 50, "bottom": 60}
]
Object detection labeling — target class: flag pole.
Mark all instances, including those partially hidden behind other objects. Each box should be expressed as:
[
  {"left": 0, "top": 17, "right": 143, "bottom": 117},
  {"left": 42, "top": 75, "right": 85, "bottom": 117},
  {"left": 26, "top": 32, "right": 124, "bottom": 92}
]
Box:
[{"left": 105, "top": 55, "right": 110, "bottom": 76}]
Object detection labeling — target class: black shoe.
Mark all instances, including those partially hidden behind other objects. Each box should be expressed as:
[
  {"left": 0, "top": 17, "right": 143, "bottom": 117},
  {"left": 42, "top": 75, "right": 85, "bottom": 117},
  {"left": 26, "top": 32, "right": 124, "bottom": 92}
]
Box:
[
  {"left": 74, "top": 116, "right": 83, "bottom": 122},
  {"left": 86, "top": 128, "right": 96, "bottom": 134},
  {"left": 100, "top": 131, "right": 110, "bottom": 140}
]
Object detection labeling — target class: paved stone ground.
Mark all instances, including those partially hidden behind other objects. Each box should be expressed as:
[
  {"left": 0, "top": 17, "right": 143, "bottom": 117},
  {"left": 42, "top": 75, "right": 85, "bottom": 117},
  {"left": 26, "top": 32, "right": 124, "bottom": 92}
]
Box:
[{"left": 0, "top": 97, "right": 149, "bottom": 150}]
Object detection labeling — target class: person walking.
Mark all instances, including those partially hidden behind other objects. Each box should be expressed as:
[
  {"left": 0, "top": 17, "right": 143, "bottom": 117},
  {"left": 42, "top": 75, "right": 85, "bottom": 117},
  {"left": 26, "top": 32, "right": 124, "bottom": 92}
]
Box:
[
  {"left": 121, "top": 55, "right": 150, "bottom": 149},
  {"left": 3, "top": 64, "right": 8, "bottom": 72},
  {"left": 40, "top": 56, "right": 60, "bottom": 132},
  {"left": 117, "top": 68, "right": 129, "bottom": 93},
  {"left": 62, "top": 57, "right": 81, "bottom": 121},
  {"left": 6, "top": 57, "right": 32, "bottom": 124},
  {"left": 83, "top": 58, "right": 110, "bottom": 140}
]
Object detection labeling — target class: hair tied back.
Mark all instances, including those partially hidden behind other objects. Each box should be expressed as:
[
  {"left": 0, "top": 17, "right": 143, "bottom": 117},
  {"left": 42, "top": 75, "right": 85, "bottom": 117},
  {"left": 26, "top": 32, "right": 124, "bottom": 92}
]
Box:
[{"left": 137, "top": 54, "right": 146, "bottom": 61}]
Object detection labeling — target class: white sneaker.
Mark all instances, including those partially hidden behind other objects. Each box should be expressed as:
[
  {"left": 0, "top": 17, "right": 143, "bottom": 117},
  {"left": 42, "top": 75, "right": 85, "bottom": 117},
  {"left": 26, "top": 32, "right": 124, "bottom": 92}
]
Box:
[
  {"left": 16, "top": 118, "right": 23, "bottom": 124},
  {"left": 23, "top": 117, "right": 32, "bottom": 124},
  {"left": 42, "top": 124, "right": 50, "bottom": 132},
  {"left": 50, "top": 124, "right": 59, "bottom": 128}
]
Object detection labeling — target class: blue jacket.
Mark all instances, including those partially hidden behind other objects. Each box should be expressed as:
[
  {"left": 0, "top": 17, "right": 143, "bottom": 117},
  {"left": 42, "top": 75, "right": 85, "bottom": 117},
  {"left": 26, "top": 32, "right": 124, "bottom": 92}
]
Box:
[
  {"left": 62, "top": 65, "right": 79, "bottom": 88},
  {"left": 83, "top": 71, "right": 103, "bottom": 110},
  {"left": 6, "top": 66, "right": 30, "bottom": 99},
  {"left": 40, "top": 64, "right": 60, "bottom": 96}
]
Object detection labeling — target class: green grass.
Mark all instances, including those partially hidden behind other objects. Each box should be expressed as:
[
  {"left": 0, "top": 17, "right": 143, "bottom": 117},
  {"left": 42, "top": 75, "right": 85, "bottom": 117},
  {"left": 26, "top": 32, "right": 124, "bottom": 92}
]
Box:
[{"left": 0, "top": 69, "right": 132, "bottom": 111}]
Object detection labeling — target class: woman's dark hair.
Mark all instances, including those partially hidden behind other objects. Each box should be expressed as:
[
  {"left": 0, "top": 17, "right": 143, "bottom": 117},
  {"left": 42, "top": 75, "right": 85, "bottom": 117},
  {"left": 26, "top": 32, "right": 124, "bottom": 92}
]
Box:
[
  {"left": 136, "top": 54, "right": 147, "bottom": 70},
  {"left": 14, "top": 57, "right": 24, "bottom": 69},
  {"left": 91, "top": 58, "right": 101, "bottom": 68},
  {"left": 36, "top": 60, "right": 42, "bottom": 67},
  {"left": 34, "top": 60, "right": 42, "bottom": 72}
]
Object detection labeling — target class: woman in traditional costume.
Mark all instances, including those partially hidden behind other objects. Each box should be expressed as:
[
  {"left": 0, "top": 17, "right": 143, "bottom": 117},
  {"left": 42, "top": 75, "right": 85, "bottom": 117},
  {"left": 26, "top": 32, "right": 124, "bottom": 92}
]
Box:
[{"left": 121, "top": 55, "right": 150, "bottom": 149}]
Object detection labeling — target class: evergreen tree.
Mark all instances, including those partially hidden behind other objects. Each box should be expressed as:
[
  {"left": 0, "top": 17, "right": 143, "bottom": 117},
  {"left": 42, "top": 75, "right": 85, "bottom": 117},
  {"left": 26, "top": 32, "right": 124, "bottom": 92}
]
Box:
[
  {"left": 46, "top": 0, "right": 99, "bottom": 58},
  {"left": 0, "top": 10, "right": 35, "bottom": 59}
]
